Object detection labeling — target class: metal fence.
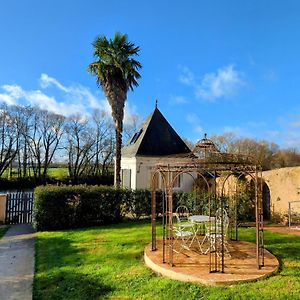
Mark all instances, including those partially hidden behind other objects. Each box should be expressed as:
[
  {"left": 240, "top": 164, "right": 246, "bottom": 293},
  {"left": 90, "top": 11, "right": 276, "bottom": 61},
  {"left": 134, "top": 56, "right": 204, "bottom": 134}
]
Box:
[{"left": 288, "top": 200, "right": 300, "bottom": 227}]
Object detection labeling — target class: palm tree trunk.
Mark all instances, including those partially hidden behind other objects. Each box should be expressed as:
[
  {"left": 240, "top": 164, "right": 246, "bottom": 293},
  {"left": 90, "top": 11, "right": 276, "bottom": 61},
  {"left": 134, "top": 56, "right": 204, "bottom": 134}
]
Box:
[
  {"left": 115, "top": 127, "right": 122, "bottom": 188},
  {"left": 104, "top": 81, "right": 125, "bottom": 189}
]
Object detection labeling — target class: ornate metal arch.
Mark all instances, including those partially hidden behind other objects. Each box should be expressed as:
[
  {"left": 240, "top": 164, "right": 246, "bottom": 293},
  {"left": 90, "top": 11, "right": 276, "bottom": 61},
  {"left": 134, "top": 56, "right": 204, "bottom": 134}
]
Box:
[{"left": 151, "top": 151, "right": 264, "bottom": 273}]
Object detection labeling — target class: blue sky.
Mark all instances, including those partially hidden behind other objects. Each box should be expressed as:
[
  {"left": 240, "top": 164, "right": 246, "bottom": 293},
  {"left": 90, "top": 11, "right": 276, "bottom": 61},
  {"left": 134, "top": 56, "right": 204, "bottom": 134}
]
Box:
[{"left": 1, "top": 0, "right": 300, "bottom": 148}]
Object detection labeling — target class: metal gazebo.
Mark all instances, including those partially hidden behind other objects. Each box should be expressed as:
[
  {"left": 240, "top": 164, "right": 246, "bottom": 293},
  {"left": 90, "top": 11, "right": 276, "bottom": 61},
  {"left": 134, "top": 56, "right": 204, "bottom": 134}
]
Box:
[{"left": 151, "top": 135, "right": 264, "bottom": 273}]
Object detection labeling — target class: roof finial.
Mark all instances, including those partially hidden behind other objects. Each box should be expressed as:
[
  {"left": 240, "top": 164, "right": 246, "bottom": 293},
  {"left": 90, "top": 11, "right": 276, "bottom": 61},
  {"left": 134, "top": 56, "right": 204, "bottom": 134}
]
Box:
[
  {"left": 155, "top": 99, "right": 158, "bottom": 109},
  {"left": 204, "top": 133, "right": 207, "bottom": 139}
]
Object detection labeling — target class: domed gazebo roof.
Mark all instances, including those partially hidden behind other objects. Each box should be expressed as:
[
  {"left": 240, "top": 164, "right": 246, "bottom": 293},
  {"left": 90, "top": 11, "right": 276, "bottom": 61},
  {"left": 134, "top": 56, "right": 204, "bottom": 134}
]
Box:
[{"left": 193, "top": 133, "right": 220, "bottom": 158}]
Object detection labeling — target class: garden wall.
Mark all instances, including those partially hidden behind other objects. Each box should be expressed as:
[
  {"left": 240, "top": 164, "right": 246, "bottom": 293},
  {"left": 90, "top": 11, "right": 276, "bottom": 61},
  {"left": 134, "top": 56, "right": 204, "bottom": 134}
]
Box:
[{"left": 262, "top": 166, "right": 300, "bottom": 222}]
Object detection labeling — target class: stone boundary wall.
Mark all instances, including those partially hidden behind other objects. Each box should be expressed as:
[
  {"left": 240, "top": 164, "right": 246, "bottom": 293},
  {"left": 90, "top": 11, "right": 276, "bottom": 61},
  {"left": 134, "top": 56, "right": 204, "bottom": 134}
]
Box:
[{"left": 262, "top": 166, "right": 300, "bottom": 222}]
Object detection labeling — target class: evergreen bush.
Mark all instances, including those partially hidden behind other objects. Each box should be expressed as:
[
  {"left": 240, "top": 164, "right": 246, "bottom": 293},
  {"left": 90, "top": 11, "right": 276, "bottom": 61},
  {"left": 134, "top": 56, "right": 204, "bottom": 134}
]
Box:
[
  {"left": 33, "top": 185, "right": 255, "bottom": 231},
  {"left": 33, "top": 185, "right": 122, "bottom": 230}
]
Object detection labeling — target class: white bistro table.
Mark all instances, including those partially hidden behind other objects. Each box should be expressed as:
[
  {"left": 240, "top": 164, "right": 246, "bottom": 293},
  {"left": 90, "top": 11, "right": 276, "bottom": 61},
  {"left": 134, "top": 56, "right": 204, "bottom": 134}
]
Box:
[
  {"left": 188, "top": 215, "right": 210, "bottom": 249},
  {"left": 188, "top": 215, "right": 210, "bottom": 223}
]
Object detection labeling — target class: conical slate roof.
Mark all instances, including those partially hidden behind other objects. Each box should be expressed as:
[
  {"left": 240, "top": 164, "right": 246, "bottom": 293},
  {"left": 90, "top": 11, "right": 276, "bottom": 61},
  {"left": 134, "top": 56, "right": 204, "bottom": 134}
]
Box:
[{"left": 122, "top": 108, "right": 191, "bottom": 157}]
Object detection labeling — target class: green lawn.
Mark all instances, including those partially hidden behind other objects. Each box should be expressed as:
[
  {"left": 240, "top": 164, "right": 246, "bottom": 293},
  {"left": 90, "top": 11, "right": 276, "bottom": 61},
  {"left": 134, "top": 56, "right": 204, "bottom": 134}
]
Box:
[
  {"left": 0, "top": 226, "right": 9, "bottom": 239},
  {"left": 46, "top": 168, "right": 69, "bottom": 180},
  {"left": 34, "top": 220, "right": 300, "bottom": 300},
  {"left": 1, "top": 167, "right": 69, "bottom": 181}
]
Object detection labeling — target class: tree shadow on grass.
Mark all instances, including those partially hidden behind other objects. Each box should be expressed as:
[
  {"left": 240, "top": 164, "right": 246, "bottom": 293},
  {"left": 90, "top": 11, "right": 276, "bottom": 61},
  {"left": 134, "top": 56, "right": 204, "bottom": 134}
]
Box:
[
  {"left": 34, "top": 236, "right": 114, "bottom": 299},
  {"left": 34, "top": 269, "right": 113, "bottom": 300}
]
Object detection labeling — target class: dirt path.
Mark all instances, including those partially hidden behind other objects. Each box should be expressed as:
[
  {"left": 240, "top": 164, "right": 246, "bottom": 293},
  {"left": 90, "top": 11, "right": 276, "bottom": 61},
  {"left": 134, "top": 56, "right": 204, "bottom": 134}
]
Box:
[{"left": 0, "top": 224, "right": 36, "bottom": 300}]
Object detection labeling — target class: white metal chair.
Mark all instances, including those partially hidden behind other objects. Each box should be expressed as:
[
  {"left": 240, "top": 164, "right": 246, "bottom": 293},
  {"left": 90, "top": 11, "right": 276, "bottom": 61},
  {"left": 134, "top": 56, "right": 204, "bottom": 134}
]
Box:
[
  {"left": 200, "top": 208, "right": 230, "bottom": 256},
  {"left": 172, "top": 206, "right": 195, "bottom": 254},
  {"left": 172, "top": 213, "right": 194, "bottom": 254},
  {"left": 175, "top": 205, "right": 191, "bottom": 222}
]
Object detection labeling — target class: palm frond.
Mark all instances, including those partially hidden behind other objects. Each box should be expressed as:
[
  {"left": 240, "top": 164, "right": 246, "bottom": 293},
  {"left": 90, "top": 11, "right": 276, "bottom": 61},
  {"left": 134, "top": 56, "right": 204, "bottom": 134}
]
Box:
[{"left": 88, "top": 32, "right": 142, "bottom": 92}]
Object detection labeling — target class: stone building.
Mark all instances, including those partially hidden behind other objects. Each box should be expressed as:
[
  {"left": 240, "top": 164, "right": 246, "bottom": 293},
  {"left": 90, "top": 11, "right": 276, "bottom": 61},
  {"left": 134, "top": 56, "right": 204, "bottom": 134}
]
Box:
[
  {"left": 120, "top": 107, "right": 193, "bottom": 191},
  {"left": 120, "top": 107, "right": 300, "bottom": 222}
]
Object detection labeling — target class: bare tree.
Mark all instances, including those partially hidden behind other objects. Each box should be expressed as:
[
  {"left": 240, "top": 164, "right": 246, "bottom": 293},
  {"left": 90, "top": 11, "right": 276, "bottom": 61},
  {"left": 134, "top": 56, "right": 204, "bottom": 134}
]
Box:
[
  {"left": 0, "top": 105, "right": 19, "bottom": 176},
  {"left": 182, "top": 138, "right": 194, "bottom": 151},
  {"left": 65, "top": 115, "right": 96, "bottom": 182},
  {"left": 271, "top": 148, "right": 300, "bottom": 168},
  {"left": 123, "top": 113, "right": 141, "bottom": 144},
  {"left": 13, "top": 106, "right": 32, "bottom": 179},
  {"left": 89, "top": 109, "right": 114, "bottom": 176},
  {"left": 40, "top": 111, "right": 65, "bottom": 181},
  {"left": 211, "top": 133, "right": 236, "bottom": 153},
  {"left": 24, "top": 108, "right": 65, "bottom": 182}
]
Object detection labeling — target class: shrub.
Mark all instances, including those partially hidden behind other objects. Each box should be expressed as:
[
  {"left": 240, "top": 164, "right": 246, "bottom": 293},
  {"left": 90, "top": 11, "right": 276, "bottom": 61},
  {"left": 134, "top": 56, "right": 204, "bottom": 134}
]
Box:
[
  {"left": 33, "top": 185, "right": 122, "bottom": 231},
  {"left": 33, "top": 185, "right": 256, "bottom": 231},
  {"left": 121, "top": 189, "right": 165, "bottom": 220},
  {"left": 172, "top": 191, "right": 210, "bottom": 215},
  {"left": 235, "top": 192, "right": 255, "bottom": 222},
  {"left": 121, "top": 189, "right": 151, "bottom": 220}
]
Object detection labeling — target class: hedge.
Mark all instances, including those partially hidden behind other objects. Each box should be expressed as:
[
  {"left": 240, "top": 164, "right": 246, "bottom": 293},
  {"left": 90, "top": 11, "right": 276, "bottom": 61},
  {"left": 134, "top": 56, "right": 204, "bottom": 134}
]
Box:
[
  {"left": 33, "top": 185, "right": 124, "bottom": 231},
  {"left": 33, "top": 185, "right": 254, "bottom": 231},
  {"left": 33, "top": 186, "right": 207, "bottom": 230}
]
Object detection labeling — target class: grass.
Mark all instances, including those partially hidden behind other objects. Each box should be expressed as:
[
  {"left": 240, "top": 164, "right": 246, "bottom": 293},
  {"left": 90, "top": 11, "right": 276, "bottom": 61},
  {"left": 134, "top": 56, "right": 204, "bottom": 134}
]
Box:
[
  {"left": 1, "top": 167, "right": 69, "bottom": 181},
  {"left": 46, "top": 168, "right": 69, "bottom": 180},
  {"left": 0, "top": 225, "right": 9, "bottom": 239},
  {"left": 34, "top": 220, "right": 300, "bottom": 300}
]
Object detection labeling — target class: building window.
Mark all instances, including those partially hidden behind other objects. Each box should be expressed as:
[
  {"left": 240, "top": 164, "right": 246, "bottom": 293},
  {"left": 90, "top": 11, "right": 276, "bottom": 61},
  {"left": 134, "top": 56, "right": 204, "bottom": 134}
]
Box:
[{"left": 129, "top": 129, "right": 143, "bottom": 144}]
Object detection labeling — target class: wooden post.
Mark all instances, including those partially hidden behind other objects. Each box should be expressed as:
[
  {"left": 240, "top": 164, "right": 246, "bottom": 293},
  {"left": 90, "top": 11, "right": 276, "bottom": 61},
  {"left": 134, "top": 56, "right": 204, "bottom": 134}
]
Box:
[{"left": 0, "top": 194, "right": 7, "bottom": 224}]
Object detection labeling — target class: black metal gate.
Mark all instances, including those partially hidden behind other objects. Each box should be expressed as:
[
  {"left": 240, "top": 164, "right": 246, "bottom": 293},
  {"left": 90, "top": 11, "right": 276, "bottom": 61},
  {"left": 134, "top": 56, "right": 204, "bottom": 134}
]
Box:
[{"left": 5, "top": 192, "right": 34, "bottom": 224}]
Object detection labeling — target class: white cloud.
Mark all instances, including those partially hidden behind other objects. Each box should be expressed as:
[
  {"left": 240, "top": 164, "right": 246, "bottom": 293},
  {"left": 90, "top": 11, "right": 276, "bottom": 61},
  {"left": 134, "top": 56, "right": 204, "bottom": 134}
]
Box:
[
  {"left": 265, "top": 130, "right": 281, "bottom": 140},
  {"left": 179, "top": 66, "right": 195, "bottom": 86},
  {"left": 0, "top": 84, "right": 87, "bottom": 116},
  {"left": 123, "top": 102, "right": 140, "bottom": 126},
  {"left": 28, "top": 90, "right": 86, "bottom": 116},
  {"left": 2, "top": 85, "right": 24, "bottom": 99},
  {"left": 186, "top": 113, "right": 203, "bottom": 135},
  {"left": 40, "top": 73, "right": 69, "bottom": 92},
  {"left": 179, "top": 65, "right": 244, "bottom": 101},
  {"left": 282, "top": 132, "right": 300, "bottom": 149},
  {"left": 40, "top": 73, "right": 108, "bottom": 113},
  {"left": 269, "top": 129, "right": 300, "bottom": 149},
  {"left": 289, "top": 115, "right": 300, "bottom": 128},
  {"left": 0, "top": 74, "right": 140, "bottom": 123},
  {"left": 263, "top": 70, "right": 278, "bottom": 82},
  {"left": 222, "top": 126, "right": 252, "bottom": 138},
  {"left": 169, "top": 95, "right": 188, "bottom": 105},
  {"left": 196, "top": 65, "right": 244, "bottom": 100},
  {"left": 0, "top": 93, "right": 16, "bottom": 105}
]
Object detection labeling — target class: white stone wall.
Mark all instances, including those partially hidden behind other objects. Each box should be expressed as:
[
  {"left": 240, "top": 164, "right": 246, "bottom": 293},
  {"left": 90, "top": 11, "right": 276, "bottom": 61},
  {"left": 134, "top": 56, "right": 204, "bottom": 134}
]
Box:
[
  {"left": 120, "top": 157, "right": 137, "bottom": 189},
  {"left": 121, "top": 156, "right": 195, "bottom": 191}
]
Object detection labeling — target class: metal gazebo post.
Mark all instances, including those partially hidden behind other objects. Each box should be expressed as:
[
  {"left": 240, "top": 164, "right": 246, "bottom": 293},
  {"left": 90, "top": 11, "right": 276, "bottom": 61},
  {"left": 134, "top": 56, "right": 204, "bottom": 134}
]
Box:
[
  {"left": 151, "top": 172, "right": 157, "bottom": 251},
  {"left": 255, "top": 165, "right": 264, "bottom": 269}
]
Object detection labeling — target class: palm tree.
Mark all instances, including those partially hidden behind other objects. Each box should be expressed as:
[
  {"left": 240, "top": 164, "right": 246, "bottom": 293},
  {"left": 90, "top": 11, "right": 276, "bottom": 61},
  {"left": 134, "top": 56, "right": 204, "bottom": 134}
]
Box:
[{"left": 88, "top": 32, "right": 141, "bottom": 187}]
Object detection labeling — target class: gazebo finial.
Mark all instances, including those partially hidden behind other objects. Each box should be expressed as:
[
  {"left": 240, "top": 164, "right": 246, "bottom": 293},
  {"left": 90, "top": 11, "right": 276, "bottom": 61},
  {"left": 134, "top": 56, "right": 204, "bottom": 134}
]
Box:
[{"left": 155, "top": 99, "right": 158, "bottom": 109}]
